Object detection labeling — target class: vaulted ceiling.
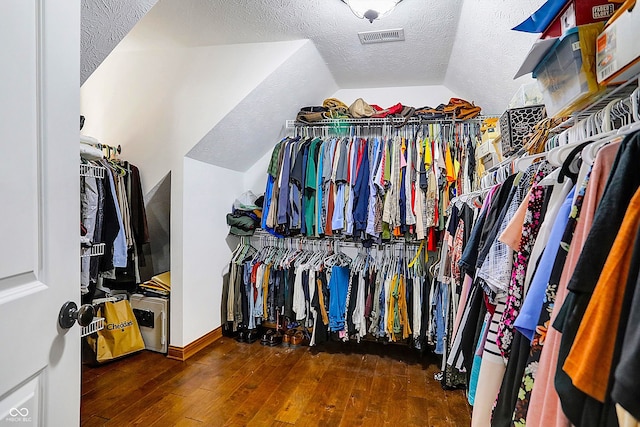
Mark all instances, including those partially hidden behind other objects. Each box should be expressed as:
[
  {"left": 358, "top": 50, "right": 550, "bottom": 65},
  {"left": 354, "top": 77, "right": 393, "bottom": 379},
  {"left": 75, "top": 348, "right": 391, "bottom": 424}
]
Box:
[{"left": 82, "top": 0, "right": 545, "bottom": 113}]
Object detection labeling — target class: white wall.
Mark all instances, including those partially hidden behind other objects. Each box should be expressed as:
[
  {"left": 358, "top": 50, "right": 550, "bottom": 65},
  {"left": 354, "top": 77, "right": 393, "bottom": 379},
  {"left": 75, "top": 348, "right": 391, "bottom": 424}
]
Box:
[
  {"left": 187, "top": 40, "right": 339, "bottom": 172},
  {"left": 175, "top": 157, "right": 244, "bottom": 347},
  {"left": 243, "top": 150, "right": 272, "bottom": 196},
  {"left": 80, "top": 39, "right": 308, "bottom": 195},
  {"left": 445, "top": 0, "right": 545, "bottom": 115},
  {"left": 80, "top": 39, "right": 314, "bottom": 348},
  {"left": 331, "top": 85, "right": 460, "bottom": 110}
]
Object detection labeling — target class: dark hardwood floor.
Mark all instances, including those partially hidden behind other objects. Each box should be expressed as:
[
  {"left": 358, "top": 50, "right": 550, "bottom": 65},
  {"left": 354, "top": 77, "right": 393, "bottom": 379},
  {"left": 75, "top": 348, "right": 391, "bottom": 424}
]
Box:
[{"left": 81, "top": 337, "right": 472, "bottom": 426}]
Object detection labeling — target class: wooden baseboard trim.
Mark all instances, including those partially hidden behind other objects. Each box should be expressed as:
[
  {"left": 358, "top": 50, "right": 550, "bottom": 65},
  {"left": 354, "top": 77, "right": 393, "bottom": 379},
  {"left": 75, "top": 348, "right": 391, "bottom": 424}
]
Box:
[{"left": 167, "top": 326, "right": 222, "bottom": 361}]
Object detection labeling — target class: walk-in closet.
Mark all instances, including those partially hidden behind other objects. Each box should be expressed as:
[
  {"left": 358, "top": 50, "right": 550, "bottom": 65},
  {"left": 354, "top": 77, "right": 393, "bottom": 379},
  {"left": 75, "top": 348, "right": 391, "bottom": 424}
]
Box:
[{"left": 1, "top": 0, "right": 639, "bottom": 426}]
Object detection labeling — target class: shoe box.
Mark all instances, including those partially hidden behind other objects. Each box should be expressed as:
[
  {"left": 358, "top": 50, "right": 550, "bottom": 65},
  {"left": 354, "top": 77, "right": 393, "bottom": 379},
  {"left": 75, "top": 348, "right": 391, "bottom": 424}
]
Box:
[{"left": 130, "top": 294, "right": 169, "bottom": 353}]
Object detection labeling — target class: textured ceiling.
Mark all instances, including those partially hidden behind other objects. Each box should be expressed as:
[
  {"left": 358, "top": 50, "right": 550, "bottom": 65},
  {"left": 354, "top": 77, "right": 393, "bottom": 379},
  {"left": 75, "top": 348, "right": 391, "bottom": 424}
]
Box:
[
  {"left": 82, "top": 0, "right": 550, "bottom": 112},
  {"left": 114, "top": 0, "right": 465, "bottom": 88},
  {"left": 445, "top": 0, "right": 545, "bottom": 114},
  {"left": 186, "top": 41, "right": 339, "bottom": 172},
  {"left": 81, "top": 0, "right": 159, "bottom": 85}
]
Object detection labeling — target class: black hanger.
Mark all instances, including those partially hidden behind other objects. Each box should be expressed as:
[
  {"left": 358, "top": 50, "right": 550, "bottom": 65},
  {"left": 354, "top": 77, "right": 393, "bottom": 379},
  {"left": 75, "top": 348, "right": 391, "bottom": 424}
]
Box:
[{"left": 558, "top": 141, "right": 592, "bottom": 183}]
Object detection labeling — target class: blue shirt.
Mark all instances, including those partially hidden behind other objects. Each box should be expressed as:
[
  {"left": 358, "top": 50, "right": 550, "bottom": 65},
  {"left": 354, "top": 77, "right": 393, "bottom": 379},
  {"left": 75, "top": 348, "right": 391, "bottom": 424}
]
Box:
[{"left": 514, "top": 186, "right": 575, "bottom": 340}]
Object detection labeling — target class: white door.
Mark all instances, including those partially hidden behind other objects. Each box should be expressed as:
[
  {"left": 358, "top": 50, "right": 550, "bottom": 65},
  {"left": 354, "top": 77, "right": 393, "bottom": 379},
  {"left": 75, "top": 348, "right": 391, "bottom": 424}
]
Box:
[{"left": 0, "top": 2, "right": 80, "bottom": 426}]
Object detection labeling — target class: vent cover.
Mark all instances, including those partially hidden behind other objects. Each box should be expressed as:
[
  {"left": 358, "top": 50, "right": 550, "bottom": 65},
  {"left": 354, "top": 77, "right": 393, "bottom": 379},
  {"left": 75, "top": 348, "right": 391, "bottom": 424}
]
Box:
[{"left": 358, "top": 28, "right": 405, "bottom": 44}]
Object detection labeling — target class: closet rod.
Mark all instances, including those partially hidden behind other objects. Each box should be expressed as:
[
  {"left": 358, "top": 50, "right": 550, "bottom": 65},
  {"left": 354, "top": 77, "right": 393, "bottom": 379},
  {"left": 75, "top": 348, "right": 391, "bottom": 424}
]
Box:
[
  {"left": 251, "top": 229, "right": 425, "bottom": 247},
  {"left": 285, "top": 116, "right": 494, "bottom": 128},
  {"left": 485, "top": 148, "right": 524, "bottom": 173},
  {"left": 80, "top": 135, "right": 122, "bottom": 156}
]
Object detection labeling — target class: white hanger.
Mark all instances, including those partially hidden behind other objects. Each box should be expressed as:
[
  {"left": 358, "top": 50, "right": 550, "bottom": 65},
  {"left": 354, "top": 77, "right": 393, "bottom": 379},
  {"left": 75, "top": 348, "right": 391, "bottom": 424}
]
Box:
[
  {"left": 581, "top": 134, "right": 621, "bottom": 166},
  {"left": 514, "top": 152, "right": 546, "bottom": 173},
  {"left": 80, "top": 134, "right": 100, "bottom": 145}
]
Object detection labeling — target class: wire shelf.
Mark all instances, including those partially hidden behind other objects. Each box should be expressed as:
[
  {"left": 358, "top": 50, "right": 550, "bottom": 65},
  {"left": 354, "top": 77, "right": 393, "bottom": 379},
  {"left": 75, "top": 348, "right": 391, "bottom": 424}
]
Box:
[
  {"left": 81, "top": 243, "right": 105, "bottom": 258},
  {"left": 550, "top": 74, "right": 640, "bottom": 132},
  {"left": 80, "top": 163, "right": 106, "bottom": 179},
  {"left": 81, "top": 317, "right": 104, "bottom": 337},
  {"left": 285, "top": 115, "right": 495, "bottom": 129}
]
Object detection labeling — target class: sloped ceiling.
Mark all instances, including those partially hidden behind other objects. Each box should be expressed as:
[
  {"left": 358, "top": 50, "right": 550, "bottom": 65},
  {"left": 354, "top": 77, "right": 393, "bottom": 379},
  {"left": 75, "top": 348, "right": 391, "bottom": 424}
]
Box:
[
  {"left": 82, "top": 0, "right": 549, "bottom": 113},
  {"left": 81, "top": 0, "right": 159, "bottom": 85},
  {"left": 445, "top": 0, "right": 545, "bottom": 113},
  {"left": 186, "top": 41, "right": 340, "bottom": 171},
  {"left": 106, "top": 0, "right": 466, "bottom": 89}
]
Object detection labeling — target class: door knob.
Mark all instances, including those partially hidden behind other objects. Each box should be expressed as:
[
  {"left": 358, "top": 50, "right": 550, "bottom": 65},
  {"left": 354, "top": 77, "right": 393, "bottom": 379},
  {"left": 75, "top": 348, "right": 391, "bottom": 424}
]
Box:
[{"left": 58, "top": 301, "right": 94, "bottom": 329}]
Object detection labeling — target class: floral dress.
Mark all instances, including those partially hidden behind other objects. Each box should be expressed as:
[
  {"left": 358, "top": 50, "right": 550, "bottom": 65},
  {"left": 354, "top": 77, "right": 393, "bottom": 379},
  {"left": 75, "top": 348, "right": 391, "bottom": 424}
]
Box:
[
  {"left": 511, "top": 168, "right": 592, "bottom": 426},
  {"left": 497, "top": 162, "right": 554, "bottom": 360}
]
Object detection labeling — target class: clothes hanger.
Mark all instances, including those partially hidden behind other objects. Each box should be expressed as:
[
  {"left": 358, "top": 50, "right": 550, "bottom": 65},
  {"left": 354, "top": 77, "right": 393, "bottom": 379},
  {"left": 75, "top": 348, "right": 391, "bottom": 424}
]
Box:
[
  {"left": 547, "top": 104, "right": 618, "bottom": 168},
  {"left": 514, "top": 152, "right": 547, "bottom": 173}
]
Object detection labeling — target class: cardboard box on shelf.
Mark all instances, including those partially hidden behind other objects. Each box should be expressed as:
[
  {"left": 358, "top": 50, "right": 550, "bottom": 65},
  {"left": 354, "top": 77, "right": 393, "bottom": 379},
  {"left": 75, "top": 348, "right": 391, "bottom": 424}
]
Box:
[
  {"left": 596, "top": 0, "right": 640, "bottom": 84},
  {"left": 542, "top": 0, "right": 619, "bottom": 38}
]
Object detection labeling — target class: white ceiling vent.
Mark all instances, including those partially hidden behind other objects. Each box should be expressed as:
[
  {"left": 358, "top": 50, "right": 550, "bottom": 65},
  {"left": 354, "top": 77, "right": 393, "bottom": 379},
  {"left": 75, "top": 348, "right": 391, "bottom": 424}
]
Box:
[{"left": 358, "top": 28, "right": 405, "bottom": 44}]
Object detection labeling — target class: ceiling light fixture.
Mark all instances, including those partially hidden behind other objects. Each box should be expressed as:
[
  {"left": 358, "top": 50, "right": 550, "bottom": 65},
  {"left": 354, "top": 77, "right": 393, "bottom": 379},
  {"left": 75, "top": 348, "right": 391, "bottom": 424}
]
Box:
[{"left": 342, "top": 0, "right": 404, "bottom": 23}]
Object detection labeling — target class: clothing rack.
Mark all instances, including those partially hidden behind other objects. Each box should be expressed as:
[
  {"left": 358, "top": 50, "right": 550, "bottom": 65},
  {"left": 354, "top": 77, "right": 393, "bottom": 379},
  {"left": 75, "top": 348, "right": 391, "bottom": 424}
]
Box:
[
  {"left": 80, "top": 163, "right": 106, "bottom": 179},
  {"left": 252, "top": 228, "right": 426, "bottom": 248},
  {"left": 80, "top": 134, "right": 122, "bottom": 159},
  {"left": 224, "top": 226, "right": 434, "bottom": 347},
  {"left": 285, "top": 116, "right": 494, "bottom": 128},
  {"left": 480, "top": 149, "right": 523, "bottom": 189}
]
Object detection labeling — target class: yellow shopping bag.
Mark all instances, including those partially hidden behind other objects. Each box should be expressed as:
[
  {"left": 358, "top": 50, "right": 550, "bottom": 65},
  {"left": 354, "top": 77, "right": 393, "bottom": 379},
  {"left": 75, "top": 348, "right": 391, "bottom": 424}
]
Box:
[{"left": 86, "top": 299, "right": 145, "bottom": 363}]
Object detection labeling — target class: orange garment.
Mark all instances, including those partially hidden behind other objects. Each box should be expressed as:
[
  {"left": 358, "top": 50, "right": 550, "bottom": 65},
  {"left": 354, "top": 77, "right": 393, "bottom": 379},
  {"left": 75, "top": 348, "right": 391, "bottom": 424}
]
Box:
[
  {"left": 445, "top": 145, "right": 456, "bottom": 183},
  {"left": 564, "top": 186, "right": 640, "bottom": 402},
  {"left": 500, "top": 188, "right": 532, "bottom": 251},
  {"left": 399, "top": 275, "right": 411, "bottom": 340},
  {"left": 317, "top": 277, "right": 329, "bottom": 325}
]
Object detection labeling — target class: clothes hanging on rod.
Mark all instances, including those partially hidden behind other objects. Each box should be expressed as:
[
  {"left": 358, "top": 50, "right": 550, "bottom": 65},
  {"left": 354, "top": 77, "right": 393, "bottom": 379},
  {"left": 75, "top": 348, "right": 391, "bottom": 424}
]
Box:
[
  {"left": 444, "top": 122, "right": 640, "bottom": 426},
  {"left": 220, "top": 234, "right": 438, "bottom": 349},
  {"left": 80, "top": 142, "right": 149, "bottom": 303},
  {"left": 261, "top": 122, "right": 483, "bottom": 245}
]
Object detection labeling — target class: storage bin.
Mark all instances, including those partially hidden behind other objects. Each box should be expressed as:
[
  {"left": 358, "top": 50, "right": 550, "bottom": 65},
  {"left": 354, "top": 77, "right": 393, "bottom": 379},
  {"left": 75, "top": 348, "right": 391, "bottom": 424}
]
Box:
[
  {"left": 596, "top": 0, "right": 640, "bottom": 85},
  {"left": 499, "top": 105, "right": 547, "bottom": 157},
  {"left": 533, "top": 23, "right": 605, "bottom": 118}
]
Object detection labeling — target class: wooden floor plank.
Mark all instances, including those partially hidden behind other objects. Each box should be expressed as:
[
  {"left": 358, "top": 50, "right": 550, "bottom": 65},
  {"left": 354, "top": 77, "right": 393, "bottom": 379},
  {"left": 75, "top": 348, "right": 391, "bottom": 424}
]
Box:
[
  {"left": 224, "top": 350, "right": 302, "bottom": 426},
  {"left": 445, "top": 387, "right": 473, "bottom": 426},
  {"left": 337, "top": 387, "right": 370, "bottom": 427},
  {"left": 80, "top": 415, "right": 109, "bottom": 427},
  {"left": 245, "top": 349, "right": 330, "bottom": 426},
  {"left": 172, "top": 417, "right": 204, "bottom": 426},
  {"left": 406, "top": 396, "right": 430, "bottom": 427},
  {"left": 81, "top": 340, "right": 472, "bottom": 427}
]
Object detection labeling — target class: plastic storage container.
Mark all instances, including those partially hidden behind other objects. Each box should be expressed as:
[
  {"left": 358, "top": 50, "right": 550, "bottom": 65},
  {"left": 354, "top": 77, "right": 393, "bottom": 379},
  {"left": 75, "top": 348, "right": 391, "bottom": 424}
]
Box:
[{"left": 533, "top": 23, "right": 604, "bottom": 118}]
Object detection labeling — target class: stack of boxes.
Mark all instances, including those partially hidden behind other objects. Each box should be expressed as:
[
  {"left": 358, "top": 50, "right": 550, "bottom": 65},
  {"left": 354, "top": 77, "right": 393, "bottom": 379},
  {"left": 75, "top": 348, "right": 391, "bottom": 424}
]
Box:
[{"left": 521, "top": 0, "right": 639, "bottom": 118}]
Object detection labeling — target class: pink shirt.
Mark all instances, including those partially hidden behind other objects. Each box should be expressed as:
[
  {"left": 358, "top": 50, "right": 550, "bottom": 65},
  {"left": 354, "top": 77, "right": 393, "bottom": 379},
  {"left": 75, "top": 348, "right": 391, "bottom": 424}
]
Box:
[{"left": 526, "top": 141, "right": 620, "bottom": 427}]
